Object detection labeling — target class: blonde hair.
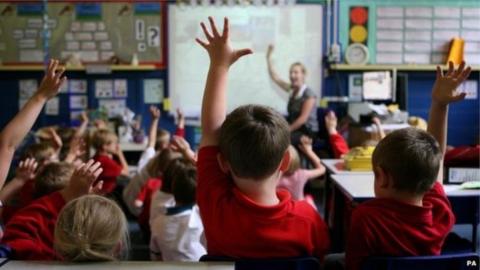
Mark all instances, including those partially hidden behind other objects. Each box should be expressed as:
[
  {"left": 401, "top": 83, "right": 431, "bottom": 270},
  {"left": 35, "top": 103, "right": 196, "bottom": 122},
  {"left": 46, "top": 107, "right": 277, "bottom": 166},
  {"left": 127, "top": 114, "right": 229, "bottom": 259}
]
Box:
[
  {"left": 34, "top": 162, "right": 74, "bottom": 198},
  {"left": 54, "top": 195, "right": 129, "bottom": 262},
  {"left": 290, "top": 62, "right": 307, "bottom": 76},
  {"left": 285, "top": 145, "right": 300, "bottom": 176},
  {"left": 23, "top": 143, "right": 57, "bottom": 166},
  {"left": 91, "top": 129, "right": 117, "bottom": 150}
]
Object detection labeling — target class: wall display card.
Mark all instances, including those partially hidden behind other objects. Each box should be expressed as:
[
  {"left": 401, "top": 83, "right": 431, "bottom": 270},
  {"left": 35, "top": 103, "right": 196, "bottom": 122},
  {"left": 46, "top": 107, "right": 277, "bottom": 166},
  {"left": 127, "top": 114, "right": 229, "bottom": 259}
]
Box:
[
  {"left": 19, "top": 79, "right": 37, "bottom": 99},
  {"left": 95, "top": 80, "right": 113, "bottom": 98},
  {"left": 98, "top": 99, "right": 126, "bottom": 117},
  {"left": 70, "top": 79, "right": 87, "bottom": 93},
  {"left": 70, "top": 95, "right": 88, "bottom": 109},
  {"left": 114, "top": 79, "right": 128, "bottom": 98},
  {"left": 459, "top": 80, "right": 478, "bottom": 100},
  {"left": 45, "top": 97, "right": 59, "bottom": 115},
  {"left": 143, "top": 79, "right": 163, "bottom": 104},
  {"left": 19, "top": 50, "right": 43, "bottom": 62},
  {"left": 363, "top": 71, "right": 392, "bottom": 100},
  {"left": 70, "top": 111, "right": 83, "bottom": 121},
  {"left": 147, "top": 26, "right": 161, "bottom": 47},
  {"left": 27, "top": 18, "right": 43, "bottom": 29}
]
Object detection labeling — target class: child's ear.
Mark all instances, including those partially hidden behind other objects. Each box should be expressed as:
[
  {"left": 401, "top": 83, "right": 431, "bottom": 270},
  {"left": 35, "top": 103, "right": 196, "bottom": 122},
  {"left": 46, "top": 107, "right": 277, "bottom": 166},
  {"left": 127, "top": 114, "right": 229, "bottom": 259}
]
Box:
[
  {"left": 216, "top": 153, "right": 230, "bottom": 173},
  {"left": 374, "top": 165, "right": 390, "bottom": 189},
  {"left": 279, "top": 149, "right": 291, "bottom": 173}
]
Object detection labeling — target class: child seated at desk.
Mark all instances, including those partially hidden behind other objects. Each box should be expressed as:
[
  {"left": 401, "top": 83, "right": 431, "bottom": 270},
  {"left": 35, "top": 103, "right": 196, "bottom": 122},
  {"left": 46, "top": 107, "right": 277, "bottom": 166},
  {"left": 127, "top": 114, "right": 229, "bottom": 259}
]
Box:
[{"left": 329, "top": 62, "right": 471, "bottom": 270}]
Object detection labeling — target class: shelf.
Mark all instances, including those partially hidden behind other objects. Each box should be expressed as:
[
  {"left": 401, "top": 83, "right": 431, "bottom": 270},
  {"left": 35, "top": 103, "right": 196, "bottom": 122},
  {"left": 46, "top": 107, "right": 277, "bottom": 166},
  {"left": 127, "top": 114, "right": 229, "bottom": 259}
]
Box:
[
  {"left": 0, "top": 64, "right": 158, "bottom": 72},
  {"left": 330, "top": 64, "right": 480, "bottom": 71}
]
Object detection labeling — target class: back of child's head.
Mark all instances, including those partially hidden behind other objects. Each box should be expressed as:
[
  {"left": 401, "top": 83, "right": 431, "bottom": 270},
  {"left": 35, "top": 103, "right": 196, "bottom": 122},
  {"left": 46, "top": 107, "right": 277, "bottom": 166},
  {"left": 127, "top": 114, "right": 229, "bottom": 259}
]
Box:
[
  {"left": 34, "top": 162, "right": 74, "bottom": 198},
  {"left": 161, "top": 158, "right": 194, "bottom": 194},
  {"left": 146, "top": 148, "right": 182, "bottom": 177},
  {"left": 23, "top": 143, "right": 57, "bottom": 166},
  {"left": 155, "top": 129, "right": 171, "bottom": 151},
  {"left": 372, "top": 128, "right": 442, "bottom": 195},
  {"left": 171, "top": 162, "right": 197, "bottom": 205},
  {"left": 285, "top": 145, "right": 300, "bottom": 176},
  {"left": 91, "top": 129, "right": 117, "bottom": 150},
  {"left": 219, "top": 105, "right": 290, "bottom": 180},
  {"left": 54, "top": 195, "right": 129, "bottom": 262}
]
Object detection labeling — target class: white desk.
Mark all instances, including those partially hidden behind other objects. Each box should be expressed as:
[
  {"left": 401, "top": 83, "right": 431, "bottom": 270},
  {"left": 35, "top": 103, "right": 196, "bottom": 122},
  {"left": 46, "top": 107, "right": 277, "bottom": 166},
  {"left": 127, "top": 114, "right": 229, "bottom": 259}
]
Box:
[
  {"left": 1, "top": 261, "right": 234, "bottom": 270},
  {"left": 321, "top": 159, "right": 373, "bottom": 175},
  {"left": 331, "top": 174, "right": 480, "bottom": 202}
]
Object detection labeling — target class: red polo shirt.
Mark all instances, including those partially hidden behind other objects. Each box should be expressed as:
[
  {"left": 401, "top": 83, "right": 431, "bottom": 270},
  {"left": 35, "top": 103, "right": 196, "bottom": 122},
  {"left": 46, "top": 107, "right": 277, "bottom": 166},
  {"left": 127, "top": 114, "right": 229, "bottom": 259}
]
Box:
[
  {"left": 1, "top": 191, "right": 66, "bottom": 260},
  {"left": 346, "top": 182, "right": 455, "bottom": 270},
  {"left": 93, "top": 154, "right": 123, "bottom": 194},
  {"left": 197, "top": 146, "right": 329, "bottom": 261}
]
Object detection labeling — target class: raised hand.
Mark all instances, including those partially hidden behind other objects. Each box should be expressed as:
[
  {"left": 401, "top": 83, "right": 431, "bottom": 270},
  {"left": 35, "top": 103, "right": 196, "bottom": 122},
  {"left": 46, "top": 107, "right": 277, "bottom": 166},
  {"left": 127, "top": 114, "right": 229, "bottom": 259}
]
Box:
[
  {"left": 47, "top": 127, "right": 63, "bottom": 152},
  {"left": 298, "top": 135, "right": 313, "bottom": 154},
  {"left": 37, "top": 59, "right": 67, "bottom": 100},
  {"left": 15, "top": 158, "right": 38, "bottom": 183},
  {"left": 432, "top": 61, "right": 472, "bottom": 106},
  {"left": 150, "top": 105, "right": 161, "bottom": 120},
  {"left": 196, "top": 17, "right": 253, "bottom": 68},
  {"left": 171, "top": 135, "right": 191, "bottom": 153},
  {"left": 80, "top": 111, "right": 89, "bottom": 123},
  {"left": 324, "top": 111, "right": 338, "bottom": 135},
  {"left": 267, "top": 44, "right": 274, "bottom": 59},
  {"left": 64, "top": 137, "right": 86, "bottom": 163},
  {"left": 62, "top": 160, "right": 103, "bottom": 200}
]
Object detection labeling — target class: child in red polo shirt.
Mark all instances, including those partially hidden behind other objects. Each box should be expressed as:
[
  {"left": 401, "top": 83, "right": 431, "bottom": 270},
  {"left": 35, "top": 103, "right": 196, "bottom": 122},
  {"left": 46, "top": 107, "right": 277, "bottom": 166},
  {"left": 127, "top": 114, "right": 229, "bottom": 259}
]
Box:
[
  {"left": 1, "top": 160, "right": 104, "bottom": 260},
  {"left": 91, "top": 129, "right": 129, "bottom": 194},
  {"left": 343, "top": 62, "right": 472, "bottom": 270},
  {"left": 195, "top": 17, "right": 329, "bottom": 261}
]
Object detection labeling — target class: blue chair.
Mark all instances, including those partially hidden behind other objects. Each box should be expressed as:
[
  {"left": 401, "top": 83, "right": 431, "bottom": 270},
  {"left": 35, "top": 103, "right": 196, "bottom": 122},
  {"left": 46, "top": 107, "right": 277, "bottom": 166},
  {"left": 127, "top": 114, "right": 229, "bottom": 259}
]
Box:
[
  {"left": 200, "top": 255, "right": 320, "bottom": 270},
  {"left": 361, "top": 252, "right": 479, "bottom": 270}
]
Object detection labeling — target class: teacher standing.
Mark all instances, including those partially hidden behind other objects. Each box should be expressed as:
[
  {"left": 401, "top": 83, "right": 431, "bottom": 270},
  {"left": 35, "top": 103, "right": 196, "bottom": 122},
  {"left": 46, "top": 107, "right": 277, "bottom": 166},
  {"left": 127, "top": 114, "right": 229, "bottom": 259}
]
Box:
[{"left": 266, "top": 44, "right": 318, "bottom": 144}]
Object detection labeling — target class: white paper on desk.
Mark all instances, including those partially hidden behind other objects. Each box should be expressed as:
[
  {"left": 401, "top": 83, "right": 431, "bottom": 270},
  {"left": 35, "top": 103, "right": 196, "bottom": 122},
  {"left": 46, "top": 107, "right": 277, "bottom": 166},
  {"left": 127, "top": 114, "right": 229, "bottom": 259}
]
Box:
[
  {"left": 405, "top": 31, "right": 431, "bottom": 41},
  {"left": 376, "top": 30, "right": 403, "bottom": 41},
  {"left": 70, "top": 79, "right": 87, "bottom": 93},
  {"left": 405, "top": 19, "right": 432, "bottom": 29},
  {"left": 377, "top": 19, "right": 403, "bottom": 29},
  {"left": 45, "top": 97, "right": 59, "bottom": 115},
  {"left": 404, "top": 42, "right": 431, "bottom": 52},
  {"left": 376, "top": 53, "right": 402, "bottom": 64},
  {"left": 462, "top": 30, "right": 480, "bottom": 42},
  {"left": 377, "top": 7, "right": 403, "bottom": 18},
  {"left": 99, "top": 99, "right": 126, "bottom": 118},
  {"left": 433, "top": 30, "right": 460, "bottom": 41},
  {"left": 70, "top": 95, "right": 88, "bottom": 109},
  {"left": 363, "top": 72, "right": 392, "bottom": 100},
  {"left": 144, "top": 79, "right": 164, "bottom": 104},
  {"left": 405, "top": 7, "right": 432, "bottom": 18},
  {"left": 435, "top": 7, "right": 460, "bottom": 18},
  {"left": 95, "top": 80, "right": 113, "bottom": 98},
  {"left": 114, "top": 79, "right": 128, "bottom": 98},
  {"left": 404, "top": 53, "right": 430, "bottom": 64},
  {"left": 376, "top": 42, "right": 402, "bottom": 52},
  {"left": 462, "top": 8, "right": 480, "bottom": 17},
  {"left": 462, "top": 19, "right": 480, "bottom": 30},
  {"left": 434, "top": 19, "right": 460, "bottom": 30},
  {"left": 465, "top": 42, "right": 480, "bottom": 53},
  {"left": 458, "top": 80, "right": 478, "bottom": 99},
  {"left": 19, "top": 79, "right": 37, "bottom": 99}
]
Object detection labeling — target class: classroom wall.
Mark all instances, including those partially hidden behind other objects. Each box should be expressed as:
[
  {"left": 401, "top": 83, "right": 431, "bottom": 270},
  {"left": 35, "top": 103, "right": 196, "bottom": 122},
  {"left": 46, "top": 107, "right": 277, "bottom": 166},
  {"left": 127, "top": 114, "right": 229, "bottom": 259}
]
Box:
[{"left": 0, "top": 3, "right": 478, "bottom": 147}]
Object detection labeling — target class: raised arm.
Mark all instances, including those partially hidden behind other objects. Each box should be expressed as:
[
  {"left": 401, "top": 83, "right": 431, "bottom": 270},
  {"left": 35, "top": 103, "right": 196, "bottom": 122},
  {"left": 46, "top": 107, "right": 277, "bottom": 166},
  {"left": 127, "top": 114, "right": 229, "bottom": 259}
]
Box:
[
  {"left": 289, "top": 97, "right": 316, "bottom": 131},
  {"left": 325, "top": 111, "right": 349, "bottom": 158},
  {"left": 0, "top": 59, "right": 65, "bottom": 189},
  {"left": 298, "top": 136, "right": 326, "bottom": 179},
  {"left": 196, "top": 17, "right": 252, "bottom": 147},
  {"left": 74, "top": 111, "right": 89, "bottom": 138},
  {"left": 371, "top": 117, "right": 385, "bottom": 140},
  {"left": 0, "top": 158, "right": 37, "bottom": 203},
  {"left": 266, "top": 45, "right": 290, "bottom": 92},
  {"left": 428, "top": 61, "right": 471, "bottom": 182},
  {"left": 147, "top": 106, "right": 161, "bottom": 149}
]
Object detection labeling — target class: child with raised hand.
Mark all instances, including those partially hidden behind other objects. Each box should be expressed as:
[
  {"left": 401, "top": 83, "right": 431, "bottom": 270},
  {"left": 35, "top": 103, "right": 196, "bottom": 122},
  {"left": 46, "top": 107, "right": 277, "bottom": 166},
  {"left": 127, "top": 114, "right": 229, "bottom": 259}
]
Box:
[
  {"left": 278, "top": 135, "right": 326, "bottom": 208},
  {"left": 54, "top": 194, "right": 129, "bottom": 262},
  {"left": 344, "top": 61, "right": 471, "bottom": 270},
  {"left": 1, "top": 159, "right": 103, "bottom": 260},
  {"left": 196, "top": 17, "right": 329, "bottom": 260},
  {"left": 325, "top": 111, "right": 349, "bottom": 158},
  {"left": 0, "top": 59, "right": 65, "bottom": 189}
]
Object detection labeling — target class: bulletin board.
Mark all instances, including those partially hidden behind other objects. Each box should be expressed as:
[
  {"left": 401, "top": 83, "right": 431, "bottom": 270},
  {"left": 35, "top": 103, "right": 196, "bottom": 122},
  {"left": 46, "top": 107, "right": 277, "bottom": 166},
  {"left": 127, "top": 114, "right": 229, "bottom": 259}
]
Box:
[
  {"left": 339, "top": 0, "right": 480, "bottom": 65},
  {"left": 0, "top": 1, "right": 166, "bottom": 68}
]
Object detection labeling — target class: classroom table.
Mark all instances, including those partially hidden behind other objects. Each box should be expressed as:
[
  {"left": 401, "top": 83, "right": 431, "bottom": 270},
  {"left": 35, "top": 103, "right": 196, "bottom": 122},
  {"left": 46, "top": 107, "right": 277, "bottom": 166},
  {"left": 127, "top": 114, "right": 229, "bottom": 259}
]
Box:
[
  {"left": 0, "top": 260, "right": 234, "bottom": 270},
  {"left": 329, "top": 174, "right": 480, "bottom": 252},
  {"left": 320, "top": 159, "right": 373, "bottom": 227}
]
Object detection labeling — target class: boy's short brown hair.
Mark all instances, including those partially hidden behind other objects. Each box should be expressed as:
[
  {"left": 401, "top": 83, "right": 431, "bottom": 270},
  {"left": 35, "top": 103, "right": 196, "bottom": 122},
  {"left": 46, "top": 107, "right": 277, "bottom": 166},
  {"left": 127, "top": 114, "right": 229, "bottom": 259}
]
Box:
[
  {"left": 219, "top": 105, "right": 290, "bottom": 180},
  {"left": 372, "top": 128, "right": 442, "bottom": 195},
  {"left": 23, "top": 143, "right": 56, "bottom": 165},
  {"left": 146, "top": 148, "right": 181, "bottom": 178},
  {"left": 171, "top": 161, "right": 197, "bottom": 205},
  {"left": 155, "top": 129, "right": 171, "bottom": 151},
  {"left": 35, "top": 162, "right": 75, "bottom": 198},
  {"left": 91, "top": 129, "right": 117, "bottom": 150}
]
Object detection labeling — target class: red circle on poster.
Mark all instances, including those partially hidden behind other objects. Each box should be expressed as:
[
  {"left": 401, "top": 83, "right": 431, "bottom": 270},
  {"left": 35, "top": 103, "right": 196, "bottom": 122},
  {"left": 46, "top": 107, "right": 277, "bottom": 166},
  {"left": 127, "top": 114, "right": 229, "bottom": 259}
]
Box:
[{"left": 350, "top": 7, "right": 368, "bottom": 25}]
